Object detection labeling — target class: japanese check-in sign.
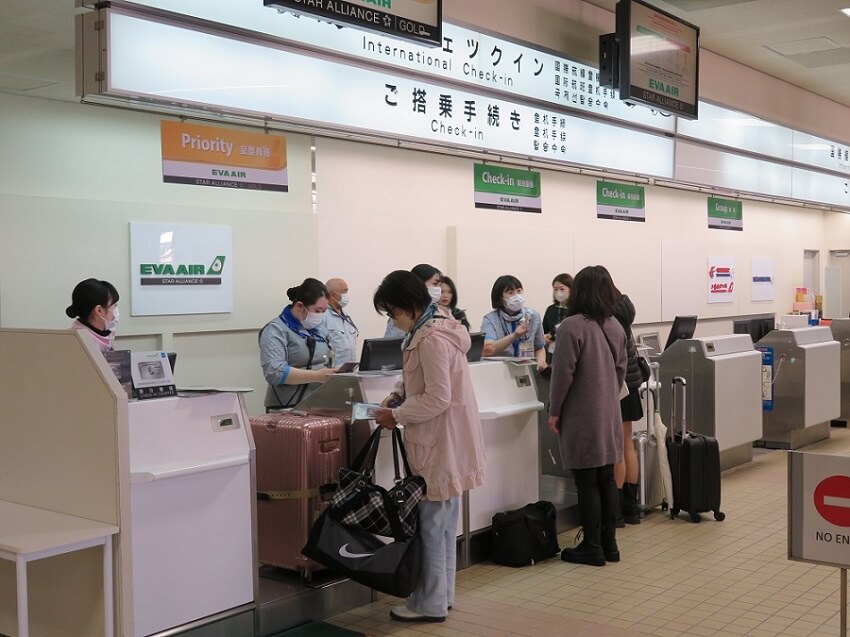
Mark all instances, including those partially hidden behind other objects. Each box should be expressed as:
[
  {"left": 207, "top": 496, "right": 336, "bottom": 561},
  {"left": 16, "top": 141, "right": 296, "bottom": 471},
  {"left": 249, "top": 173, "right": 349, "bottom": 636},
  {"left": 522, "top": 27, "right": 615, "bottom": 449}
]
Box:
[{"left": 789, "top": 451, "right": 850, "bottom": 568}]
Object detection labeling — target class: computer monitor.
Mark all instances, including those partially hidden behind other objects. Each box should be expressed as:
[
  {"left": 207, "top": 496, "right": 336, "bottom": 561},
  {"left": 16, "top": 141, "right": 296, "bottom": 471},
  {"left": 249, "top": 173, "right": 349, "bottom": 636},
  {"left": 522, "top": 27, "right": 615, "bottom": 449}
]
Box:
[
  {"left": 664, "top": 315, "right": 698, "bottom": 351},
  {"left": 638, "top": 332, "right": 661, "bottom": 357},
  {"left": 358, "top": 337, "right": 404, "bottom": 372},
  {"left": 467, "top": 332, "right": 485, "bottom": 363}
]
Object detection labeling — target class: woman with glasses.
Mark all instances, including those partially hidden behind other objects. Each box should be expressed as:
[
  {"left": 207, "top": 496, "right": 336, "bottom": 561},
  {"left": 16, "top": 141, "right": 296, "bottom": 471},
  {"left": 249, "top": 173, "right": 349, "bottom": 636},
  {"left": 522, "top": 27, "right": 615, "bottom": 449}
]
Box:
[{"left": 372, "top": 270, "right": 486, "bottom": 623}]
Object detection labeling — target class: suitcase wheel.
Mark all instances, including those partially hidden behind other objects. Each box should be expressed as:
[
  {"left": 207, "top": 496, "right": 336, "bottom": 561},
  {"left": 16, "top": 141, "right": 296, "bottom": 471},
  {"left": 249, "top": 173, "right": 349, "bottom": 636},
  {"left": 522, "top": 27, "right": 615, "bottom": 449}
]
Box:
[
  {"left": 689, "top": 512, "right": 702, "bottom": 523},
  {"left": 714, "top": 511, "right": 726, "bottom": 522},
  {"left": 661, "top": 500, "right": 668, "bottom": 511}
]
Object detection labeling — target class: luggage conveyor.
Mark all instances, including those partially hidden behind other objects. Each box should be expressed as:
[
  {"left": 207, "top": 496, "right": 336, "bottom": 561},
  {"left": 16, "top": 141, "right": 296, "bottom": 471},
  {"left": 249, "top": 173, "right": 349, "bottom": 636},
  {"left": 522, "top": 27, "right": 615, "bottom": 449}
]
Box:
[
  {"left": 657, "top": 335, "right": 763, "bottom": 470},
  {"left": 755, "top": 327, "right": 839, "bottom": 449},
  {"left": 829, "top": 318, "right": 850, "bottom": 427}
]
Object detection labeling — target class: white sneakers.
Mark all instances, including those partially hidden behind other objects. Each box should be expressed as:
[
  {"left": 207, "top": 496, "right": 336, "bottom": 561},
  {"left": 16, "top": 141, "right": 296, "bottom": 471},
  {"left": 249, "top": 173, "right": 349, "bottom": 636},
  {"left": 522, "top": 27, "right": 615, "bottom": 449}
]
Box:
[{"left": 389, "top": 605, "right": 446, "bottom": 623}]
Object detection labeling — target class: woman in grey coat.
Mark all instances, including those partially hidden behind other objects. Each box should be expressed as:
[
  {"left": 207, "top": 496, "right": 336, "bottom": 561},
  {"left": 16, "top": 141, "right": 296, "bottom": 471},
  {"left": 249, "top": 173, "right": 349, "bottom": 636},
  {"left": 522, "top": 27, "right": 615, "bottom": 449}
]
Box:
[{"left": 548, "top": 265, "right": 627, "bottom": 566}]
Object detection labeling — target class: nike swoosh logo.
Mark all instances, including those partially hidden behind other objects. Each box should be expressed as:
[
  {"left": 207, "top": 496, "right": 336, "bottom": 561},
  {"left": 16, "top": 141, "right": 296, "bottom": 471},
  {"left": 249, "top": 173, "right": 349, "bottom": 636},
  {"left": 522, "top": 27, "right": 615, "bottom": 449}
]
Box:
[{"left": 339, "top": 543, "right": 374, "bottom": 559}]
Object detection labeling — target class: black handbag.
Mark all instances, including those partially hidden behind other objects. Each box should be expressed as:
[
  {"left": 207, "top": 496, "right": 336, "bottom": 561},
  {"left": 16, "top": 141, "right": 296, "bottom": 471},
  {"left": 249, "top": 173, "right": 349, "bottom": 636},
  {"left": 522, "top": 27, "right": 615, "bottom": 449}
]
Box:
[
  {"left": 329, "top": 427, "right": 426, "bottom": 539},
  {"left": 491, "top": 501, "right": 560, "bottom": 567},
  {"left": 302, "top": 510, "right": 422, "bottom": 597}
]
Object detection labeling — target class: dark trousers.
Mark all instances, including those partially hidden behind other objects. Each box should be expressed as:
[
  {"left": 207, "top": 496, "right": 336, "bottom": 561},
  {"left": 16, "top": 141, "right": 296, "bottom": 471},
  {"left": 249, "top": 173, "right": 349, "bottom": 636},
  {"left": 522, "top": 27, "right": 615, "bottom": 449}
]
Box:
[{"left": 572, "top": 464, "right": 619, "bottom": 547}]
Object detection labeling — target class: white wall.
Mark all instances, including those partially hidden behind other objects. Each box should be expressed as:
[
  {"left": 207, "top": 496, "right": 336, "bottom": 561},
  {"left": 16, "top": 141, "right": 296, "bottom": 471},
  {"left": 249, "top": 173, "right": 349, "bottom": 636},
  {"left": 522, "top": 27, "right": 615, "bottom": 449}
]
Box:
[
  {"left": 0, "top": 93, "right": 317, "bottom": 415},
  {"left": 314, "top": 136, "right": 829, "bottom": 346}
]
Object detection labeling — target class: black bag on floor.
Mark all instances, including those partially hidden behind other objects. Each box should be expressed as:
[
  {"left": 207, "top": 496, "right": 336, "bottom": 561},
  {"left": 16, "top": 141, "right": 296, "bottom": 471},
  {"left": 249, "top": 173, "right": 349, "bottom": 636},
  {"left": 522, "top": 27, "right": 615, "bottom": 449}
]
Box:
[
  {"left": 491, "top": 501, "right": 559, "bottom": 567},
  {"left": 302, "top": 510, "right": 422, "bottom": 597}
]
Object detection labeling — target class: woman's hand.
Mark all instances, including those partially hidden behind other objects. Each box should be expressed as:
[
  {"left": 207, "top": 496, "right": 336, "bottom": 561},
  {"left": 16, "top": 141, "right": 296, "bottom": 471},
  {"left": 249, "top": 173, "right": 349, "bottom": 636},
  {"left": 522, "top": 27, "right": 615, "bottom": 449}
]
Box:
[
  {"left": 548, "top": 416, "right": 560, "bottom": 435},
  {"left": 314, "top": 367, "right": 336, "bottom": 383},
  {"left": 514, "top": 321, "right": 530, "bottom": 339},
  {"left": 373, "top": 408, "right": 397, "bottom": 430},
  {"left": 544, "top": 333, "right": 553, "bottom": 345}
]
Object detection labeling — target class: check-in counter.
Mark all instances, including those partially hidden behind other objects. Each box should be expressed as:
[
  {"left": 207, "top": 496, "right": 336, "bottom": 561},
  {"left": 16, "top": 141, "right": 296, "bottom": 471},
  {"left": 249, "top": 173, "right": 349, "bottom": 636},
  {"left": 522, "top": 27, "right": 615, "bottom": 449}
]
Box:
[
  {"left": 0, "top": 329, "right": 257, "bottom": 637},
  {"left": 658, "top": 335, "right": 762, "bottom": 469},
  {"left": 829, "top": 319, "right": 850, "bottom": 425},
  {"left": 292, "top": 360, "right": 543, "bottom": 563},
  {"left": 127, "top": 393, "right": 255, "bottom": 637},
  {"left": 755, "top": 327, "right": 840, "bottom": 449}
]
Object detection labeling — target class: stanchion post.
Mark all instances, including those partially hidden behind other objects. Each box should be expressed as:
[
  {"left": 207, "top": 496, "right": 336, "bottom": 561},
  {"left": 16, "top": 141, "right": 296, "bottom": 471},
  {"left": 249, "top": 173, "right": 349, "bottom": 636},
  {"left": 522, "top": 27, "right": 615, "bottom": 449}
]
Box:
[{"left": 841, "top": 568, "right": 847, "bottom": 636}]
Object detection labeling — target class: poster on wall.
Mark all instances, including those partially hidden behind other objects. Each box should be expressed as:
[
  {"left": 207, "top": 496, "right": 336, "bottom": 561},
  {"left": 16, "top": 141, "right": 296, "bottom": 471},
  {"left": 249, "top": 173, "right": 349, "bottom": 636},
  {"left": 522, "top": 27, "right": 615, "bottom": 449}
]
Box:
[
  {"left": 160, "top": 120, "right": 288, "bottom": 191},
  {"left": 130, "top": 222, "right": 233, "bottom": 316},
  {"left": 707, "top": 257, "right": 735, "bottom": 303},
  {"left": 473, "top": 164, "right": 541, "bottom": 213},
  {"left": 751, "top": 257, "right": 775, "bottom": 302},
  {"left": 596, "top": 180, "right": 646, "bottom": 222},
  {"left": 707, "top": 196, "right": 743, "bottom": 231}
]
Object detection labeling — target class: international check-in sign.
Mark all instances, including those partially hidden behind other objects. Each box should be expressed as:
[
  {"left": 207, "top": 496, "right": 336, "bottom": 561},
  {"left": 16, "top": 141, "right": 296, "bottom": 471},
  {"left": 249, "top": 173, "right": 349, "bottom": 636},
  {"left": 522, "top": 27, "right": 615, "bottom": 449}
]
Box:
[{"left": 789, "top": 451, "right": 850, "bottom": 568}]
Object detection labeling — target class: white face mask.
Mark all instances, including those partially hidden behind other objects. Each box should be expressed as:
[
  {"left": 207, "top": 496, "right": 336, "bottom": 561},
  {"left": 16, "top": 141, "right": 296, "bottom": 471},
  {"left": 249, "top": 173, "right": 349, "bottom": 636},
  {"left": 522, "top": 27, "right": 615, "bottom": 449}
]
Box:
[
  {"left": 505, "top": 294, "right": 525, "bottom": 313},
  {"left": 105, "top": 307, "right": 120, "bottom": 331},
  {"left": 302, "top": 310, "right": 324, "bottom": 330},
  {"left": 338, "top": 293, "right": 350, "bottom": 308},
  {"left": 428, "top": 286, "right": 442, "bottom": 303},
  {"left": 554, "top": 290, "right": 569, "bottom": 304}
]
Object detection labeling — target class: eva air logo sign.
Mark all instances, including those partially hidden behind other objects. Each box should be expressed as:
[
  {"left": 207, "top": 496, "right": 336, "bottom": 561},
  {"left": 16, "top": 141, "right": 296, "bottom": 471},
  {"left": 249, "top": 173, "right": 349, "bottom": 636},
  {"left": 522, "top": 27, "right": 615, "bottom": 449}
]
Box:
[{"left": 139, "top": 256, "right": 226, "bottom": 286}]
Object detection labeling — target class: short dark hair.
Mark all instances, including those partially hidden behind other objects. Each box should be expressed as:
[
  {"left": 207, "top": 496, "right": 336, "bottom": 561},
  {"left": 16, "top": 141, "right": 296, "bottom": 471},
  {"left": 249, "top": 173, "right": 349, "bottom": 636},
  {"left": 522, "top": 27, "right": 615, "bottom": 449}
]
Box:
[
  {"left": 441, "top": 275, "right": 460, "bottom": 310},
  {"left": 286, "top": 278, "right": 328, "bottom": 307},
  {"left": 65, "top": 279, "right": 119, "bottom": 320},
  {"left": 373, "top": 270, "right": 431, "bottom": 317},
  {"left": 552, "top": 273, "right": 573, "bottom": 288},
  {"left": 490, "top": 275, "right": 523, "bottom": 309},
  {"left": 568, "top": 266, "right": 617, "bottom": 324},
  {"left": 411, "top": 263, "right": 442, "bottom": 284}
]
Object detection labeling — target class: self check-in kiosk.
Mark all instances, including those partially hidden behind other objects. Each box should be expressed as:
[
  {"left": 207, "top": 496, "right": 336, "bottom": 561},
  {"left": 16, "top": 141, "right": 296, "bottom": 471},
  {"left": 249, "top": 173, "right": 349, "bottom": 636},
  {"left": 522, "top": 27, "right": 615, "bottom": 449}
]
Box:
[
  {"left": 658, "top": 335, "right": 762, "bottom": 470},
  {"left": 755, "top": 327, "right": 840, "bottom": 449}
]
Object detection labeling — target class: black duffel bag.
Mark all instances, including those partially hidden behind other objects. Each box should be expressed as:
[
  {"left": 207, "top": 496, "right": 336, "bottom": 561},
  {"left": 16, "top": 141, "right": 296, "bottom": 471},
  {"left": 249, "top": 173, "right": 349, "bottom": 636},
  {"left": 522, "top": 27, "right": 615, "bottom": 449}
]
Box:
[{"left": 491, "top": 501, "right": 560, "bottom": 567}]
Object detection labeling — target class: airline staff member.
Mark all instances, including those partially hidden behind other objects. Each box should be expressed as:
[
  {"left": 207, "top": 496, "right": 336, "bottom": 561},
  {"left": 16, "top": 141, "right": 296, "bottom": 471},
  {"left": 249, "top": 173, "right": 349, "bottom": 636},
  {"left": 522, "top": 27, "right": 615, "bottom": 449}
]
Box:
[
  {"left": 481, "top": 275, "right": 547, "bottom": 371},
  {"left": 260, "top": 278, "right": 336, "bottom": 411},
  {"left": 324, "top": 277, "right": 359, "bottom": 364},
  {"left": 66, "top": 278, "right": 120, "bottom": 352}
]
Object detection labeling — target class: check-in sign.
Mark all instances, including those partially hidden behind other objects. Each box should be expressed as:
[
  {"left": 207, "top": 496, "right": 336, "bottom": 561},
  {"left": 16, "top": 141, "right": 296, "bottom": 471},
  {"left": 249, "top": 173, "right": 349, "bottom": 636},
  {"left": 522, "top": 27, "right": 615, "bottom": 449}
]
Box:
[{"left": 789, "top": 451, "right": 850, "bottom": 568}]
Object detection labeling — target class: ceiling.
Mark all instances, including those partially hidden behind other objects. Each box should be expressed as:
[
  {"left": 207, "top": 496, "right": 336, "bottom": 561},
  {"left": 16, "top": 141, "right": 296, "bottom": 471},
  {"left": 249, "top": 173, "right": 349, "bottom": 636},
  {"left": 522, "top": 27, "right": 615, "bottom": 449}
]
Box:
[{"left": 2, "top": 0, "right": 850, "bottom": 108}]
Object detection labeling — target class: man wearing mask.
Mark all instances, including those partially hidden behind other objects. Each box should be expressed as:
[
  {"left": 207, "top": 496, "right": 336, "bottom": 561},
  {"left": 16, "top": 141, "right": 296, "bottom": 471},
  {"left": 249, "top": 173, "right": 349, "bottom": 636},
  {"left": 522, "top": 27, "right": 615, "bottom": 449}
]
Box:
[{"left": 324, "top": 277, "right": 359, "bottom": 365}]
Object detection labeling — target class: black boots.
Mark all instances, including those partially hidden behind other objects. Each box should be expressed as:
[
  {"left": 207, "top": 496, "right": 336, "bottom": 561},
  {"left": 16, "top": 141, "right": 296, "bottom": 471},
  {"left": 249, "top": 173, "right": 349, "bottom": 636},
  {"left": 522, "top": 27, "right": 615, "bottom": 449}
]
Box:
[
  {"left": 621, "top": 483, "right": 641, "bottom": 525},
  {"left": 561, "top": 540, "right": 606, "bottom": 566},
  {"left": 565, "top": 466, "right": 621, "bottom": 566}
]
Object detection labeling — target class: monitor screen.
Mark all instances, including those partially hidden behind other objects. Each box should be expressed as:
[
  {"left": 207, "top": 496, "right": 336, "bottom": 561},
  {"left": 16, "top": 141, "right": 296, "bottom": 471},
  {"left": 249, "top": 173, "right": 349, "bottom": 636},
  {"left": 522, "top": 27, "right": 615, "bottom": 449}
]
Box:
[
  {"left": 358, "top": 337, "right": 404, "bottom": 372},
  {"left": 638, "top": 332, "right": 661, "bottom": 357},
  {"left": 664, "top": 315, "right": 697, "bottom": 350}
]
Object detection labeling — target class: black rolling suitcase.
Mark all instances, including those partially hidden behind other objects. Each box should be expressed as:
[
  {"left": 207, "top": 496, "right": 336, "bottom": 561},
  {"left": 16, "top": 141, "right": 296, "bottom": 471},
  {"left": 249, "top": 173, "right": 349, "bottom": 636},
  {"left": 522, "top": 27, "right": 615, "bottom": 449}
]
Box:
[{"left": 666, "top": 376, "right": 725, "bottom": 523}]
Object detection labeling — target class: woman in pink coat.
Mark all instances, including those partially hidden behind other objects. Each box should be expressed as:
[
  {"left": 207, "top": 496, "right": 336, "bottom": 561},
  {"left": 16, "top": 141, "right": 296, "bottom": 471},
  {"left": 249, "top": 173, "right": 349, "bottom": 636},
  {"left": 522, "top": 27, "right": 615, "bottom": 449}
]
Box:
[{"left": 373, "top": 270, "right": 486, "bottom": 624}]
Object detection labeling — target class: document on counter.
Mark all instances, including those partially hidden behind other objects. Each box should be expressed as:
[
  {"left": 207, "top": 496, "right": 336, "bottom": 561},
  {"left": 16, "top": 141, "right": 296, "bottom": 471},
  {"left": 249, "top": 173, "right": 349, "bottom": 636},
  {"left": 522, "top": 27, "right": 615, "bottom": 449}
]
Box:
[
  {"left": 177, "top": 386, "right": 255, "bottom": 396},
  {"left": 351, "top": 402, "right": 383, "bottom": 421}
]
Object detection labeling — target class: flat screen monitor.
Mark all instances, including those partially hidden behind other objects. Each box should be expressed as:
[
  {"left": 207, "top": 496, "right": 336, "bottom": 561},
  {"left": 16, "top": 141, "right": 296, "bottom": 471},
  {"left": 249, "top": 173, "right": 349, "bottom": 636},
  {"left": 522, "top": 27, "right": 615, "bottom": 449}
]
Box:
[
  {"left": 616, "top": 0, "right": 700, "bottom": 119},
  {"left": 358, "top": 337, "right": 404, "bottom": 372},
  {"left": 664, "top": 315, "right": 697, "bottom": 351},
  {"left": 467, "top": 332, "right": 485, "bottom": 363},
  {"left": 638, "top": 332, "right": 661, "bottom": 357}
]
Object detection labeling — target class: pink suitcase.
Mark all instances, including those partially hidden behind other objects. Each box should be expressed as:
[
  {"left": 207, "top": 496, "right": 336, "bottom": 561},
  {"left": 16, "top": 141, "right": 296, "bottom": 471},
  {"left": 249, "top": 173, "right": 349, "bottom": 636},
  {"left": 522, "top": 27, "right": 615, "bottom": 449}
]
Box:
[{"left": 251, "top": 413, "right": 347, "bottom": 575}]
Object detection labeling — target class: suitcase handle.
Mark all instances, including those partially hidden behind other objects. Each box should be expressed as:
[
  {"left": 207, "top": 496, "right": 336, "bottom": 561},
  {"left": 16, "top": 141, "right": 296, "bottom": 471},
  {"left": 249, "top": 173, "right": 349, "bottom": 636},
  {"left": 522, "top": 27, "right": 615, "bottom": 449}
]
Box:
[{"left": 671, "top": 376, "right": 687, "bottom": 440}]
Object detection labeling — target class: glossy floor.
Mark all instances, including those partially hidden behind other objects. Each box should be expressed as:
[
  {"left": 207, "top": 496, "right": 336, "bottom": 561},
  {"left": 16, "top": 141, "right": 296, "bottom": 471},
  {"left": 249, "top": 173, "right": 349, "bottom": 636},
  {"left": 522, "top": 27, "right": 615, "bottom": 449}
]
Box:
[{"left": 328, "top": 427, "right": 850, "bottom": 637}]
